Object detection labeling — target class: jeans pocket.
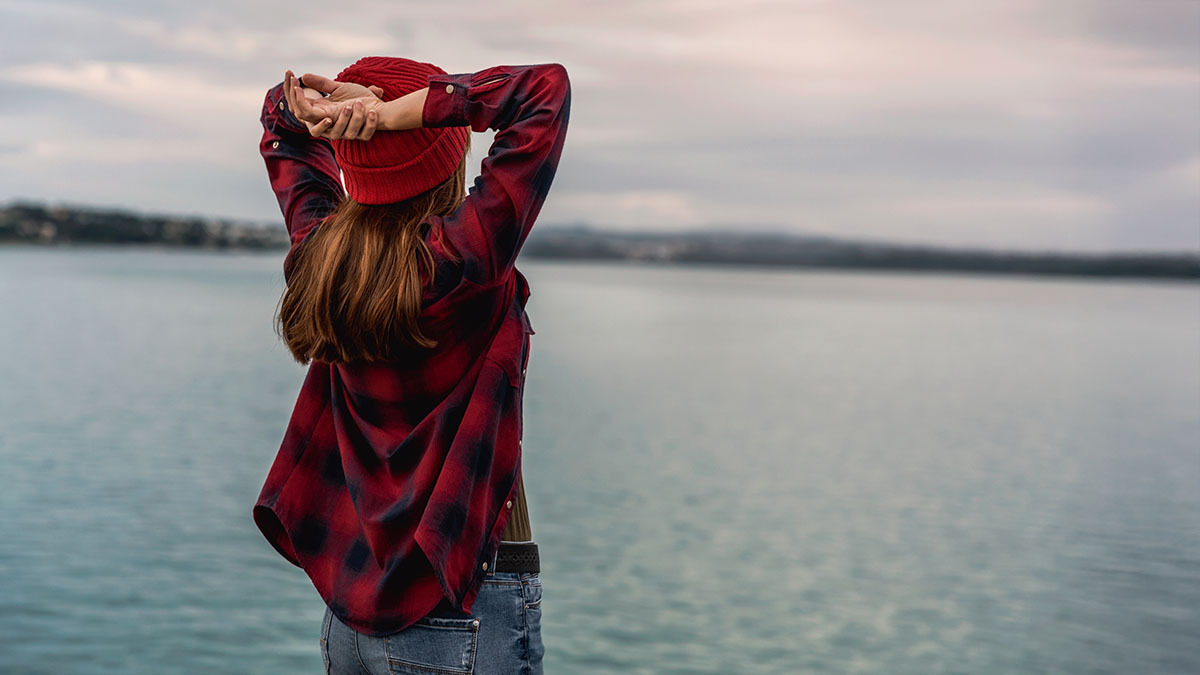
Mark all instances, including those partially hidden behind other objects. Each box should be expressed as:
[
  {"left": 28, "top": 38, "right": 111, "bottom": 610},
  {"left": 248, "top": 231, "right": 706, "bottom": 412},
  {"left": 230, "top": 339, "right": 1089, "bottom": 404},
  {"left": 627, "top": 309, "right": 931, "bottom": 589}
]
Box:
[
  {"left": 385, "top": 614, "right": 479, "bottom": 675},
  {"left": 522, "top": 573, "right": 542, "bottom": 610},
  {"left": 320, "top": 606, "right": 333, "bottom": 675}
]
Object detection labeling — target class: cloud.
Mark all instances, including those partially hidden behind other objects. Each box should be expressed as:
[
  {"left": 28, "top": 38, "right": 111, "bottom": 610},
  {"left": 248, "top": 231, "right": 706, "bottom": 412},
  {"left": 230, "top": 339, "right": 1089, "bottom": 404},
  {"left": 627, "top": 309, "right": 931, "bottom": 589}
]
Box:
[
  {"left": 0, "top": 0, "right": 1196, "bottom": 251},
  {"left": 553, "top": 190, "right": 700, "bottom": 228},
  {"left": 0, "top": 60, "right": 263, "bottom": 130},
  {"left": 115, "top": 18, "right": 266, "bottom": 60},
  {"left": 886, "top": 192, "right": 1113, "bottom": 222},
  {"left": 1159, "top": 156, "right": 1200, "bottom": 193}
]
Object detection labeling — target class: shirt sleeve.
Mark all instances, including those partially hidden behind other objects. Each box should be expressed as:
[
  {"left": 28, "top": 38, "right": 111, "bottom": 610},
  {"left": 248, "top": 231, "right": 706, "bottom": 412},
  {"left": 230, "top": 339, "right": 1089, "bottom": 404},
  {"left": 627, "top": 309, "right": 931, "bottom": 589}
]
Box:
[
  {"left": 259, "top": 80, "right": 345, "bottom": 281},
  {"left": 422, "top": 64, "right": 571, "bottom": 285}
]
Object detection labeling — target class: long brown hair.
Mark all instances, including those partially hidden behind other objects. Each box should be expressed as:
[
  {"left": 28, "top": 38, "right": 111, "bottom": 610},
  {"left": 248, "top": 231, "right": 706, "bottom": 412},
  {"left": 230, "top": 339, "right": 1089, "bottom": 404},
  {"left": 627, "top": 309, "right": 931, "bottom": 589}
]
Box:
[{"left": 275, "top": 135, "right": 471, "bottom": 365}]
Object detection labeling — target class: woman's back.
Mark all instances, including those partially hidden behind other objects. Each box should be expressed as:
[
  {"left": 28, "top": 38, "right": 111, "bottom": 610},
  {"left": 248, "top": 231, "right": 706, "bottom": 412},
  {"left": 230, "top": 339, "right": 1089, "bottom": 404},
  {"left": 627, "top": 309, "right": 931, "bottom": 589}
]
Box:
[{"left": 253, "top": 59, "right": 569, "bottom": 646}]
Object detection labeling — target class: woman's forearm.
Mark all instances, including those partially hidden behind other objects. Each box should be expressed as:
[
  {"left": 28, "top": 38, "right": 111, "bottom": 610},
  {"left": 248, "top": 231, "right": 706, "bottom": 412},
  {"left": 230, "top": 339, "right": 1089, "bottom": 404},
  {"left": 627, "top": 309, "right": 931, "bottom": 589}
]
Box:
[{"left": 378, "top": 87, "right": 429, "bottom": 131}]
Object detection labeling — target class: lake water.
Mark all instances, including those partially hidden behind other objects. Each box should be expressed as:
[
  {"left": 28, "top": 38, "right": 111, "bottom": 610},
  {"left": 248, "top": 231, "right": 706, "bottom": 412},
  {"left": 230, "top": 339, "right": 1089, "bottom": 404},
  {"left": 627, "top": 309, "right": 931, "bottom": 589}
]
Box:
[{"left": 1, "top": 247, "right": 1198, "bottom": 674}]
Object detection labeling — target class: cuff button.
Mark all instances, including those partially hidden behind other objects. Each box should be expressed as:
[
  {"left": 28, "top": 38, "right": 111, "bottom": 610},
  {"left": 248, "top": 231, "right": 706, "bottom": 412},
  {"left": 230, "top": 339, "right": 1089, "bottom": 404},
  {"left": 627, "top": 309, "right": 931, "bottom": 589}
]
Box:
[
  {"left": 445, "top": 84, "right": 455, "bottom": 94},
  {"left": 271, "top": 141, "right": 279, "bottom": 149}
]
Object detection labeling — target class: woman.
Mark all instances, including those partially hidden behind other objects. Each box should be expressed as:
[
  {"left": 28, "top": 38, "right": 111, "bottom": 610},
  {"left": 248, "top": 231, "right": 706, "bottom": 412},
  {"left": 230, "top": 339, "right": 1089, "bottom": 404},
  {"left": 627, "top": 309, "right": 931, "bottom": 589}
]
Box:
[{"left": 253, "top": 56, "right": 570, "bottom": 675}]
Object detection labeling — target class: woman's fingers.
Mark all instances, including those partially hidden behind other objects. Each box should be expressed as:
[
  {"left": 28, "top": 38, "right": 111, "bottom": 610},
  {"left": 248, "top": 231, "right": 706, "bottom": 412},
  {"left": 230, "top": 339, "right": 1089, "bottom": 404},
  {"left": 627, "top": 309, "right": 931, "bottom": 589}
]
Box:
[
  {"left": 283, "top": 70, "right": 378, "bottom": 141},
  {"left": 291, "top": 82, "right": 325, "bottom": 124},
  {"left": 300, "top": 73, "right": 338, "bottom": 95},
  {"left": 283, "top": 70, "right": 298, "bottom": 114},
  {"left": 360, "top": 109, "right": 378, "bottom": 140},
  {"left": 318, "top": 103, "right": 377, "bottom": 140},
  {"left": 283, "top": 69, "right": 334, "bottom": 127},
  {"left": 343, "top": 101, "right": 367, "bottom": 139},
  {"left": 327, "top": 102, "right": 353, "bottom": 138},
  {"left": 285, "top": 71, "right": 311, "bottom": 119},
  {"left": 308, "top": 116, "right": 334, "bottom": 138}
]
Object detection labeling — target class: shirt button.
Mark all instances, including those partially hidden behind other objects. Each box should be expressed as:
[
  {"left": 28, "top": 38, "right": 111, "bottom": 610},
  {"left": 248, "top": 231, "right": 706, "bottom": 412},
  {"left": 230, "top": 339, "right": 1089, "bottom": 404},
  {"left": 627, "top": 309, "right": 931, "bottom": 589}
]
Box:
[
  {"left": 278, "top": 100, "right": 285, "bottom": 109},
  {"left": 445, "top": 84, "right": 455, "bottom": 94},
  {"left": 481, "top": 561, "right": 488, "bottom": 571},
  {"left": 505, "top": 500, "right": 513, "bottom": 509},
  {"left": 271, "top": 141, "right": 279, "bottom": 149}
]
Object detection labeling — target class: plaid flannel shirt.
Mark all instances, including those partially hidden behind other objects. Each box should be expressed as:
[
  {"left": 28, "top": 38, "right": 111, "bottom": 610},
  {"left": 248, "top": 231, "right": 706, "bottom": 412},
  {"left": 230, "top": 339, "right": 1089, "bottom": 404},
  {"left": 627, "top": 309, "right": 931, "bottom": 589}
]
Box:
[{"left": 252, "top": 63, "right": 570, "bottom": 636}]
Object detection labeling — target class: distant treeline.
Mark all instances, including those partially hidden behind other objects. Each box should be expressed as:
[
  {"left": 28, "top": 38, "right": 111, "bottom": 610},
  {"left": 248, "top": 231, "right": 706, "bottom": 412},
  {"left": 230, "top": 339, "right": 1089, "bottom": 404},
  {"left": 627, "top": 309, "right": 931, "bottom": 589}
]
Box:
[
  {"left": 0, "top": 200, "right": 289, "bottom": 250},
  {"left": 523, "top": 227, "right": 1200, "bottom": 280},
  {"left": 3, "top": 199, "right": 1197, "bottom": 280}
]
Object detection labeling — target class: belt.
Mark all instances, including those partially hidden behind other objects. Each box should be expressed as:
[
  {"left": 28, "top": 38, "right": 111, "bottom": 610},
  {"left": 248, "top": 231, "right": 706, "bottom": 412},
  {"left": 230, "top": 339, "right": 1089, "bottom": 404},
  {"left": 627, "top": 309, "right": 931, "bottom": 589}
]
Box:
[{"left": 492, "top": 541, "right": 539, "bottom": 574}]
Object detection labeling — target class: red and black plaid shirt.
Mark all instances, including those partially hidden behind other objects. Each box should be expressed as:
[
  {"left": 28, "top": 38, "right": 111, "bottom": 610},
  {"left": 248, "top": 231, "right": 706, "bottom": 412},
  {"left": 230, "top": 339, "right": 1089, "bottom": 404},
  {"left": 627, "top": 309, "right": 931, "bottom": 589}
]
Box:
[{"left": 252, "top": 63, "right": 570, "bottom": 636}]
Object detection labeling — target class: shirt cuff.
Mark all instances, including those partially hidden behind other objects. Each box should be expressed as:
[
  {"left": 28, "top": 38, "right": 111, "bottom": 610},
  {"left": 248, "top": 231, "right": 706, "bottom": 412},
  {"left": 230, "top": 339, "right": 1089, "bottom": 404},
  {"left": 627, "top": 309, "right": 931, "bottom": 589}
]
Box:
[
  {"left": 422, "top": 73, "right": 471, "bottom": 129},
  {"left": 264, "top": 81, "right": 310, "bottom": 135}
]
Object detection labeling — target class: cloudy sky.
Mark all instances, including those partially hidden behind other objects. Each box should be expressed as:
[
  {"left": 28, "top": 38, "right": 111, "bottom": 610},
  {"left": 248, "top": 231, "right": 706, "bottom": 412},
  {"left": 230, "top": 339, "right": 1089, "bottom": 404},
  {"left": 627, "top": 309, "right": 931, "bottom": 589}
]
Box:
[{"left": 1, "top": 0, "right": 1197, "bottom": 252}]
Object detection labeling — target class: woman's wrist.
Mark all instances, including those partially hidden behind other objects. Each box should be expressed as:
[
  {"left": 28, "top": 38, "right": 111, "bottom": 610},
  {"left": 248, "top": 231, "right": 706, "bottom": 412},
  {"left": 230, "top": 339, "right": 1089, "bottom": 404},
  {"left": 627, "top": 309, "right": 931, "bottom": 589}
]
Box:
[{"left": 378, "top": 87, "right": 429, "bottom": 131}]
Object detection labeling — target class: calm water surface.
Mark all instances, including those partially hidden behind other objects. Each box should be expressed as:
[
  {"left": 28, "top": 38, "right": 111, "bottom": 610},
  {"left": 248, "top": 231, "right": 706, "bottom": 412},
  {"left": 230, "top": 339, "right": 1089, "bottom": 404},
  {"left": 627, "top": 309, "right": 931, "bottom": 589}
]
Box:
[{"left": 1, "top": 247, "right": 1198, "bottom": 674}]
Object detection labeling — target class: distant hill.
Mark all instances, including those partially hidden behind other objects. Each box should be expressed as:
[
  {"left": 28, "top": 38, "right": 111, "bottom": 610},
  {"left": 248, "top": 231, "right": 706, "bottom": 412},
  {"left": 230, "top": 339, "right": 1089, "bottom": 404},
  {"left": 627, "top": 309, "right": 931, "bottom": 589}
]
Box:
[
  {"left": 3, "top": 199, "right": 1197, "bottom": 280},
  {"left": 0, "top": 200, "right": 288, "bottom": 250},
  {"left": 522, "top": 225, "right": 1200, "bottom": 280}
]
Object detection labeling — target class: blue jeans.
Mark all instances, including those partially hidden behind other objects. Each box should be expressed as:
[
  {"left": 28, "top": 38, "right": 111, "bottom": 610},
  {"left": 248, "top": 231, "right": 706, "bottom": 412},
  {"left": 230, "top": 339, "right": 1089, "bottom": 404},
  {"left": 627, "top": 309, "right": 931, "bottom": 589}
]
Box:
[{"left": 320, "top": 545, "right": 544, "bottom": 674}]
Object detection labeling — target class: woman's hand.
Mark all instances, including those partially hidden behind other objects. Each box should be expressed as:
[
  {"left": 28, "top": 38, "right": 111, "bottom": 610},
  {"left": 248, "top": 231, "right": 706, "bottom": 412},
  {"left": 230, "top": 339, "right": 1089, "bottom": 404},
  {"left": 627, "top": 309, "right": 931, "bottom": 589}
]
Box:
[{"left": 282, "top": 69, "right": 385, "bottom": 141}]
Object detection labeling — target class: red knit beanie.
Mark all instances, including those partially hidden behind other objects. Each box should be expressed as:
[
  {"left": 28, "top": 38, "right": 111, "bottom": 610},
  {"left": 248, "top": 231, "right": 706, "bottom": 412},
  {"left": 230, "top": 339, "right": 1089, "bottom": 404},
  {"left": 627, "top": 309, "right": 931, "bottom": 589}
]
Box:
[{"left": 330, "top": 56, "right": 470, "bottom": 205}]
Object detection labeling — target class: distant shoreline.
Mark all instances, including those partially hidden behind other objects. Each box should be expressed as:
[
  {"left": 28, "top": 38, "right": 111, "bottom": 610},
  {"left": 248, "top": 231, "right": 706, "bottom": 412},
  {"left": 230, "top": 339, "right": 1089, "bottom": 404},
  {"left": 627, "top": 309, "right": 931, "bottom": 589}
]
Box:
[{"left": 3, "top": 199, "right": 1197, "bottom": 281}]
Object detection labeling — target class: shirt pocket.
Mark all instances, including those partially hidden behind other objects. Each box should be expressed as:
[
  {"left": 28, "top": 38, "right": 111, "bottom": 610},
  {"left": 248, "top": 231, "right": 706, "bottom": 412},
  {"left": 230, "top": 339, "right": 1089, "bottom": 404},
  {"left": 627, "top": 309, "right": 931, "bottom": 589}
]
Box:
[{"left": 384, "top": 614, "right": 479, "bottom": 675}]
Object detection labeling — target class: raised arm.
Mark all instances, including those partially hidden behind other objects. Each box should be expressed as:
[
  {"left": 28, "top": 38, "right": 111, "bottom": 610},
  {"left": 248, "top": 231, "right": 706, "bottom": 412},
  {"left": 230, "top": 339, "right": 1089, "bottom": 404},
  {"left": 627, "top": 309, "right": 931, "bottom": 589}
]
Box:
[
  {"left": 418, "top": 64, "right": 572, "bottom": 285},
  {"left": 258, "top": 77, "right": 345, "bottom": 281}
]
